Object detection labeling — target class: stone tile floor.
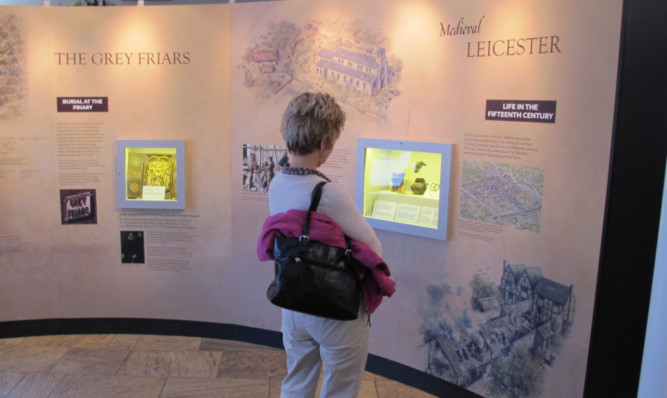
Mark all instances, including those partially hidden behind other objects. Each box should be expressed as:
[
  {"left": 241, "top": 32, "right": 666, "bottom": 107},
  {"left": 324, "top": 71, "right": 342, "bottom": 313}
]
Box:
[{"left": 0, "top": 334, "right": 437, "bottom": 397}]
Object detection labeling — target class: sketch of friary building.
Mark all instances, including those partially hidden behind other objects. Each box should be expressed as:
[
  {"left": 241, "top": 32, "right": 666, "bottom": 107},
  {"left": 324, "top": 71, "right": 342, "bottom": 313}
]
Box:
[{"left": 315, "top": 47, "right": 392, "bottom": 96}]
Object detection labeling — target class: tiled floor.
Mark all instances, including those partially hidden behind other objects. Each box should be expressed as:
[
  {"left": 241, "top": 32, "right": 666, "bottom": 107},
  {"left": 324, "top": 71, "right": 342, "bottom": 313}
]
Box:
[{"left": 0, "top": 334, "right": 437, "bottom": 397}]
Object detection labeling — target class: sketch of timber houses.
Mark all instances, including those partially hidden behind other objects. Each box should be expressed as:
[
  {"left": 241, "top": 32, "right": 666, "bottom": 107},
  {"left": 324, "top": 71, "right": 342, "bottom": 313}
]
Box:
[{"left": 425, "top": 260, "right": 576, "bottom": 388}]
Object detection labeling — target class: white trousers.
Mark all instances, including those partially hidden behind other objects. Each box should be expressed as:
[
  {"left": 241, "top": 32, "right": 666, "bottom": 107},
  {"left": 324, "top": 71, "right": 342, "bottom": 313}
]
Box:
[{"left": 280, "top": 308, "right": 371, "bottom": 398}]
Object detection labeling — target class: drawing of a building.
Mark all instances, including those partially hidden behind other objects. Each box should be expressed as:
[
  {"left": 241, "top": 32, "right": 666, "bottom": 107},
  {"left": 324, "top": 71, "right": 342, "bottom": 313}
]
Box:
[
  {"left": 315, "top": 47, "right": 391, "bottom": 96},
  {"left": 501, "top": 262, "right": 543, "bottom": 304},
  {"left": 423, "top": 260, "right": 576, "bottom": 387},
  {"left": 501, "top": 260, "right": 575, "bottom": 333},
  {"left": 251, "top": 44, "right": 279, "bottom": 74}
]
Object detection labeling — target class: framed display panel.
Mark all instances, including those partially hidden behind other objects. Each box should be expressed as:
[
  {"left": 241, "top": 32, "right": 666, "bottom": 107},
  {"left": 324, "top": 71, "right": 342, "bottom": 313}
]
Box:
[
  {"left": 116, "top": 140, "right": 185, "bottom": 210},
  {"left": 355, "top": 138, "right": 453, "bottom": 240}
]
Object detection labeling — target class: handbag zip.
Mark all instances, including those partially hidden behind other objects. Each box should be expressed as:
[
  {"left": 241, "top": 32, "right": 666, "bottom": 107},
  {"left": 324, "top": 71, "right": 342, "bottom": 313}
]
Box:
[{"left": 293, "top": 256, "right": 356, "bottom": 274}]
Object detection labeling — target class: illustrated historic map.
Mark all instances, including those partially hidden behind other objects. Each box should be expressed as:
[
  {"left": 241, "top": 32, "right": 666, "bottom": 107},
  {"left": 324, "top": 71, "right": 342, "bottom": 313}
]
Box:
[{"left": 460, "top": 160, "right": 545, "bottom": 233}]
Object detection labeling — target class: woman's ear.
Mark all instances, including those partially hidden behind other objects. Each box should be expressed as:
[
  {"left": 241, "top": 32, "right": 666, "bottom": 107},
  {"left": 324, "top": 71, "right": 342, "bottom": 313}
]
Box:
[{"left": 320, "top": 137, "right": 330, "bottom": 150}]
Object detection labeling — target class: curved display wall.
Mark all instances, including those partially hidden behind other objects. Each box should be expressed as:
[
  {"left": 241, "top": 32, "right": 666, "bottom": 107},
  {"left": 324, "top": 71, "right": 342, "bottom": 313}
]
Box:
[{"left": 0, "top": 1, "right": 627, "bottom": 397}]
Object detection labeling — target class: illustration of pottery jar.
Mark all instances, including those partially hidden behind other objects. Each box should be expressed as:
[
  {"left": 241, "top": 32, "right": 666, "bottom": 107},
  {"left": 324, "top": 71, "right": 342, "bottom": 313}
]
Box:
[{"left": 411, "top": 178, "right": 427, "bottom": 195}]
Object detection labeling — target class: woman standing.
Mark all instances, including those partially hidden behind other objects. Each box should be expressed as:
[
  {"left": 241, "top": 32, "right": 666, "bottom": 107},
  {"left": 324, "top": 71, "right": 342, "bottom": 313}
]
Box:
[{"left": 268, "top": 92, "right": 383, "bottom": 397}]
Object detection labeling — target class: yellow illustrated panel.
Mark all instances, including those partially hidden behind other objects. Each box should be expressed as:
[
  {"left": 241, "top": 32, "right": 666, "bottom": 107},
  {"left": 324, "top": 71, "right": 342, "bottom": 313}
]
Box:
[{"left": 124, "top": 147, "right": 177, "bottom": 201}]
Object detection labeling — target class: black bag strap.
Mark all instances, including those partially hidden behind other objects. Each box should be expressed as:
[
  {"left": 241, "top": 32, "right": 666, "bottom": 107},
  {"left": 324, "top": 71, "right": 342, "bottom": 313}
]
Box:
[
  {"left": 309, "top": 181, "right": 327, "bottom": 212},
  {"left": 300, "top": 181, "right": 327, "bottom": 244},
  {"left": 300, "top": 182, "right": 368, "bottom": 283}
]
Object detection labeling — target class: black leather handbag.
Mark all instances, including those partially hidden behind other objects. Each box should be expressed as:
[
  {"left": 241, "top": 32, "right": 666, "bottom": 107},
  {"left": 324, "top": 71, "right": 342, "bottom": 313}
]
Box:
[{"left": 267, "top": 181, "right": 367, "bottom": 320}]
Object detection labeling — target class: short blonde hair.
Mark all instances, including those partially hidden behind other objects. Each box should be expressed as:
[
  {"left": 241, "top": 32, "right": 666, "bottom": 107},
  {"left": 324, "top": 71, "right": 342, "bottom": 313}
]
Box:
[{"left": 280, "top": 92, "right": 345, "bottom": 155}]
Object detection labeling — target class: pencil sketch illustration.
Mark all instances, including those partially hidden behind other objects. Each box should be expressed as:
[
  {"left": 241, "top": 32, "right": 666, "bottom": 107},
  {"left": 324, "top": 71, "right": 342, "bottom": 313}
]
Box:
[
  {"left": 420, "top": 260, "right": 576, "bottom": 398},
  {"left": 239, "top": 18, "right": 403, "bottom": 119},
  {"left": 0, "top": 13, "right": 26, "bottom": 120}
]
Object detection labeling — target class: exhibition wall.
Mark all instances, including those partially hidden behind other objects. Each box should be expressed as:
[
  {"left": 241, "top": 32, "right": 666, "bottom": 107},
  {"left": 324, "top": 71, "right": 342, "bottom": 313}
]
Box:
[{"left": 2, "top": 1, "right": 663, "bottom": 397}]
